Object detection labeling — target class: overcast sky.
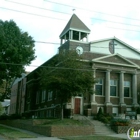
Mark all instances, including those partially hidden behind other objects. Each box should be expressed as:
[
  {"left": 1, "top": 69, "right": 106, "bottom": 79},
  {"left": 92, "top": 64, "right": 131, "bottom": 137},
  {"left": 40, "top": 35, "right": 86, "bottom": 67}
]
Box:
[{"left": 1, "top": 0, "right": 140, "bottom": 72}]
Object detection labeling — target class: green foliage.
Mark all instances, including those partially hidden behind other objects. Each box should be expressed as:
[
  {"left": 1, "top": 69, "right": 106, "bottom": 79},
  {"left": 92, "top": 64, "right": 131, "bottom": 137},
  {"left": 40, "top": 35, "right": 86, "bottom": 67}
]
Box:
[
  {"left": 96, "top": 108, "right": 112, "bottom": 124},
  {"left": 110, "top": 118, "right": 130, "bottom": 126},
  {"left": 136, "top": 107, "right": 140, "bottom": 114},
  {"left": 0, "top": 114, "right": 22, "bottom": 120},
  {"left": 97, "top": 107, "right": 103, "bottom": 115},
  {"left": 40, "top": 51, "right": 95, "bottom": 119},
  {"left": 0, "top": 126, "right": 35, "bottom": 139},
  {"left": 0, "top": 102, "right": 4, "bottom": 115},
  {"left": 40, "top": 51, "right": 95, "bottom": 102},
  {"left": 0, "top": 20, "right": 36, "bottom": 98}
]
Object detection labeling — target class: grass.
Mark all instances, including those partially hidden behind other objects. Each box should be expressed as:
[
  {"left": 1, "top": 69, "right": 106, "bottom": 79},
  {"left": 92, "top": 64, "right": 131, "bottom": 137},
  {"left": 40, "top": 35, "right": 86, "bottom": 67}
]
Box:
[
  {"left": 61, "top": 135, "right": 126, "bottom": 140},
  {"left": 42, "top": 118, "right": 89, "bottom": 126},
  {"left": 0, "top": 125, "right": 36, "bottom": 139}
]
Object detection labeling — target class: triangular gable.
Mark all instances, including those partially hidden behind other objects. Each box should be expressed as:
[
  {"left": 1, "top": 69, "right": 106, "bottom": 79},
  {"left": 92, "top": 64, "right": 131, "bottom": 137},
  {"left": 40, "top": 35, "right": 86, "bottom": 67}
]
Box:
[
  {"left": 92, "top": 53, "right": 140, "bottom": 68},
  {"left": 90, "top": 37, "right": 140, "bottom": 56},
  {"left": 59, "top": 14, "right": 90, "bottom": 38}
]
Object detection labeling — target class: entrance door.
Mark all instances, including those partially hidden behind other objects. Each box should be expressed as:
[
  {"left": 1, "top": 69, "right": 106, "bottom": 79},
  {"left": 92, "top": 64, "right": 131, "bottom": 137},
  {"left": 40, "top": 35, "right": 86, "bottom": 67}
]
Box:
[{"left": 74, "top": 98, "right": 81, "bottom": 114}]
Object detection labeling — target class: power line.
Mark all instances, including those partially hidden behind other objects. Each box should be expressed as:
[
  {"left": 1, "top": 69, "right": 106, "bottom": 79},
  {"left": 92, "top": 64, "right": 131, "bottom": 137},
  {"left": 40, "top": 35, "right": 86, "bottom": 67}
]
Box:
[
  {"left": 45, "top": 0, "right": 140, "bottom": 22},
  {"left": 6, "top": 0, "right": 71, "bottom": 16},
  {"left": 4, "top": 1, "right": 140, "bottom": 28},
  {"left": 1, "top": 7, "right": 140, "bottom": 34},
  {"left": 0, "top": 62, "right": 94, "bottom": 71},
  {"left": 0, "top": 7, "right": 67, "bottom": 21},
  {"left": 35, "top": 41, "right": 140, "bottom": 51},
  {"left": 108, "top": 26, "right": 140, "bottom": 32},
  {"left": 35, "top": 41, "right": 59, "bottom": 45}
]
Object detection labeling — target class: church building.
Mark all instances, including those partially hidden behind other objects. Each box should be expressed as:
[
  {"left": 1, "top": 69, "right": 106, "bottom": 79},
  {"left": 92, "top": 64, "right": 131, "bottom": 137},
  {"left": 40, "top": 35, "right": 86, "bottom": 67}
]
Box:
[
  {"left": 58, "top": 14, "right": 140, "bottom": 116},
  {"left": 10, "top": 14, "right": 140, "bottom": 118}
]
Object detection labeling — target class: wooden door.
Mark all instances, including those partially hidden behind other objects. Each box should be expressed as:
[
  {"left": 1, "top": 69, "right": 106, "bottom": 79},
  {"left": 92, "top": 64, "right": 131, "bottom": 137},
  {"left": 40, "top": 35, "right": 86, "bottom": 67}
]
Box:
[{"left": 74, "top": 98, "right": 81, "bottom": 114}]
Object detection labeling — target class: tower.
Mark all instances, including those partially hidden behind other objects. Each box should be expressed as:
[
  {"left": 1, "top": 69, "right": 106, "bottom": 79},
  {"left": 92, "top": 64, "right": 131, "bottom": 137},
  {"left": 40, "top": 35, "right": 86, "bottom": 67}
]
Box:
[{"left": 59, "top": 14, "right": 90, "bottom": 52}]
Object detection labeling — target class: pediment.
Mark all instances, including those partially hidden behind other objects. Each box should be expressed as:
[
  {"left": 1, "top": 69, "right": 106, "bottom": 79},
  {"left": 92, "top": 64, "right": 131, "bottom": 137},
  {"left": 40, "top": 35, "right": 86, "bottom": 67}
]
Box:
[{"left": 92, "top": 54, "right": 139, "bottom": 68}]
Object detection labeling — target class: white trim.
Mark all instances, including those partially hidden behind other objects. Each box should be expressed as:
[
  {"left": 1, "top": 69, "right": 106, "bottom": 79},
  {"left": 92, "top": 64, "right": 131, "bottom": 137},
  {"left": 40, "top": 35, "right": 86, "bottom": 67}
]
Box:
[
  {"left": 110, "top": 79, "right": 118, "bottom": 97},
  {"left": 93, "top": 66, "right": 140, "bottom": 73},
  {"left": 92, "top": 60, "right": 138, "bottom": 68},
  {"left": 69, "top": 39, "right": 89, "bottom": 44},
  {"left": 48, "top": 91, "right": 53, "bottom": 101},
  {"left": 124, "top": 81, "right": 131, "bottom": 97},
  {"left": 92, "top": 53, "right": 140, "bottom": 68},
  {"left": 90, "top": 37, "right": 140, "bottom": 55},
  {"left": 60, "top": 28, "right": 90, "bottom": 38},
  {"left": 72, "top": 96, "right": 83, "bottom": 115},
  {"left": 95, "top": 78, "right": 104, "bottom": 96}
]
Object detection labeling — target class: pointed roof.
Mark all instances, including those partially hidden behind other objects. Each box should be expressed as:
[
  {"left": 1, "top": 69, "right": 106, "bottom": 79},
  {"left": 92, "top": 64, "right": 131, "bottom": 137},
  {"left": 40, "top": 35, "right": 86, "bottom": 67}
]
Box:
[{"left": 59, "top": 14, "right": 90, "bottom": 38}]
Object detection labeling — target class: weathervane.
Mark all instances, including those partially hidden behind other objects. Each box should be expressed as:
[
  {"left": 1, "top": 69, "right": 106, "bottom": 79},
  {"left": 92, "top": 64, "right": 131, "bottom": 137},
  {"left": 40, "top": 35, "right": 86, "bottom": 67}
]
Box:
[{"left": 72, "top": 9, "right": 76, "bottom": 13}]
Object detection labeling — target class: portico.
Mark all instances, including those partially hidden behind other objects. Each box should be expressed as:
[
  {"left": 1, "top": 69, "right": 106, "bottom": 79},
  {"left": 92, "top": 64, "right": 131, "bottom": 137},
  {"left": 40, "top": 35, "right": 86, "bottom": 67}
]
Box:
[{"left": 90, "top": 53, "right": 139, "bottom": 115}]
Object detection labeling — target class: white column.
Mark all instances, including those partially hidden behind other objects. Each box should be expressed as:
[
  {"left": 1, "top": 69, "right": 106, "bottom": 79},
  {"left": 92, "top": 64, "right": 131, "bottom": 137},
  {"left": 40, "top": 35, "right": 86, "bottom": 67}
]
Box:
[
  {"left": 71, "top": 30, "right": 73, "bottom": 40},
  {"left": 69, "top": 30, "right": 71, "bottom": 40},
  {"left": 79, "top": 32, "right": 81, "bottom": 41},
  {"left": 60, "top": 39, "right": 63, "bottom": 45},
  {"left": 64, "top": 35, "right": 66, "bottom": 42},
  {"left": 86, "top": 34, "right": 89, "bottom": 42},
  {"left": 132, "top": 74, "right": 138, "bottom": 105},
  {"left": 105, "top": 70, "right": 111, "bottom": 104},
  {"left": 119, "top": 71, "right": 125, "bottom": 104},
  {"left": 91, "top": 69, "right": 96, "bottom": 103}
]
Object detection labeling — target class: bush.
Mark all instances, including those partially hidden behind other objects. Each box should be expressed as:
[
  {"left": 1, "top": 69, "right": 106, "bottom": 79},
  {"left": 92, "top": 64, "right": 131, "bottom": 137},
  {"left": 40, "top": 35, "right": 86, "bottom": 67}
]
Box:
[
  {"left": 137, "top": 107, "right": 140, "bottom": 114},
  {"left": 110, "top": 118, "right": 130, "bottom": 126},
  {"left": 7, "top": 114, "right": 22, "bottom": 120},
  {"left": 64, "top": 109, "right": 71, "bottom": 118},
  {"left": 95, "top": 108, "right": 112, "bottom": 124},
  {"left": 100, "top": 117, "right": 109, "bottom": 124},
  {"left": 0, "top": 114, "right": 9, "bottom": 120},
  {"left": 97, "top": 107, "right": 103, "bottom": 115}
]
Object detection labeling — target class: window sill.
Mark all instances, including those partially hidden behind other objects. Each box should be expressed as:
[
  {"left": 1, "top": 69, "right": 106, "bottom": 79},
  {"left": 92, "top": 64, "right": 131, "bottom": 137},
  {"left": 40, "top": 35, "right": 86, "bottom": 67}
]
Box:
[
  {"left": 96, "top": 95, "right": 105, "bottom": 97},
  {"left": 110, "top": 96, "right": 119, "bottom": 98}
]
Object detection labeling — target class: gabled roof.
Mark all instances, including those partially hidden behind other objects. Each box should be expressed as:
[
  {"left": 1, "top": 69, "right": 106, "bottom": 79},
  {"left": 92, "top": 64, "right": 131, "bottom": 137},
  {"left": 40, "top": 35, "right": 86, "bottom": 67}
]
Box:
[
  {"left": 92, "top": 53, "right": 140, "bottom": 68},
  {"left": 90, "top": 36, "right": 140, "bottom": 55},
  {"left": 59, "top": 14, "right": 90, "bottom": 38}
]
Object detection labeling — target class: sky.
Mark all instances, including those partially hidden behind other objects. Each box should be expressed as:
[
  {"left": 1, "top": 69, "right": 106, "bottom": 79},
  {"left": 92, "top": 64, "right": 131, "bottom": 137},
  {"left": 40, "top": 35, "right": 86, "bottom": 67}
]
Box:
[{"left": 1, "top": 0, "right": 140, "bottom": 72}]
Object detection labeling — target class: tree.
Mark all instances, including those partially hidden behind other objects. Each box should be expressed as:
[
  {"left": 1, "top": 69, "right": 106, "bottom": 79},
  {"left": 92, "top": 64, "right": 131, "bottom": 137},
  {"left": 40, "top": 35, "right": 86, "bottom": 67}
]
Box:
[
  {"left": 0, "top": 20, "right": 36, "bottom": 99},
  {"left": 0, "top": 102, "right": 4, "bottom": 115},
  {"left": 40, "top": 51, "right": 95, "bottom": 120}
]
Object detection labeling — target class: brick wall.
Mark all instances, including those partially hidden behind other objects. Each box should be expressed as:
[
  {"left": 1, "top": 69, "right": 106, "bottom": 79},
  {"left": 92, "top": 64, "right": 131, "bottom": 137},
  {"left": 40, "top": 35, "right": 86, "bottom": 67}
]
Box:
[
  {"left": 0, "top": 119, "right": 94, "bottom": 137},
  {"left": 112, "top": 125, "right": 140, "bottom": 134}
]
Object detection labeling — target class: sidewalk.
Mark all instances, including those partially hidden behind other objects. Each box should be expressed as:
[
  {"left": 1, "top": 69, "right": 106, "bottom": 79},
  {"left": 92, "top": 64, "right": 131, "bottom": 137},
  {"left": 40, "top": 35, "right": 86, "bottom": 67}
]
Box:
[{"left": 107, "top": 133, "right": 140, "bottom": 140}]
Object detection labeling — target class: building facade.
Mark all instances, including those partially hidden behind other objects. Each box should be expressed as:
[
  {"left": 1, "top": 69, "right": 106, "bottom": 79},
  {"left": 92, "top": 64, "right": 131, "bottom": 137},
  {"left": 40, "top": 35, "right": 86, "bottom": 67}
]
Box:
[
  {"left": 10, "top": 73, "right": 27, "bottom": 115},
  {"left": 10, "top": 14, "right": 140, "bottom": 118}
]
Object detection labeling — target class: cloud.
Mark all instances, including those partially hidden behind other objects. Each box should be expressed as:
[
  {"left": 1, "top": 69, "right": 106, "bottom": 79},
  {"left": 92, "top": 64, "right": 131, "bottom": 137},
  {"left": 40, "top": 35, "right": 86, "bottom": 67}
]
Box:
[{"left": 1, "top": 0, "right": 140, "bottom": 72}]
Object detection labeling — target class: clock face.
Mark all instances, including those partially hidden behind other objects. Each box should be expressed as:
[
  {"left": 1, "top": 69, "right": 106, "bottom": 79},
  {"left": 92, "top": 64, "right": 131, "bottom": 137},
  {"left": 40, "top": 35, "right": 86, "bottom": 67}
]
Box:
[{"left": 76, "top": 46, "right": 83, "bottom": 55}]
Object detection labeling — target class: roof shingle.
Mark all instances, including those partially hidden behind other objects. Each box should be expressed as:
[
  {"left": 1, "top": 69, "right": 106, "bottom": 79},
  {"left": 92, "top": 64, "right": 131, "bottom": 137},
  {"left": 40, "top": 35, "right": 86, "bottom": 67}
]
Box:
[{"left": 59, "top": 14, "right": 90, "bottom": 38}]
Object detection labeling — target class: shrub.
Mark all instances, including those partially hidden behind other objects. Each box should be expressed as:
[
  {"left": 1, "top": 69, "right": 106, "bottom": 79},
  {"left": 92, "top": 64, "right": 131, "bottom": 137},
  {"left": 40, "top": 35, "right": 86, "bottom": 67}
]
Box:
[
  {"left": 97, "top": 107, "right": 103, "bottom": 115},
  {"left": 9, "top": 114, "right": 22, "bottom": 120},
  {"left": 137, "top": 107, "right": 140, "bottom": 114},
  {"left": 0, "top": 114, "right": 9, "bottom": 120},
  {"left": 110, "top": 118, "right": 130, "bottom": 126},
  {"left": 100, "top": 117, "right": 109, "bottom": 124}
]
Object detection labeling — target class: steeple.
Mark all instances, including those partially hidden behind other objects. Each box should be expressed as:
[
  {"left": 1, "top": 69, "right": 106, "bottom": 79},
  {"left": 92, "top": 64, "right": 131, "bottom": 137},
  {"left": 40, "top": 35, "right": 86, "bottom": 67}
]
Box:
[{"left": 60, "top": 14, "right": 90, "bottom": 45}]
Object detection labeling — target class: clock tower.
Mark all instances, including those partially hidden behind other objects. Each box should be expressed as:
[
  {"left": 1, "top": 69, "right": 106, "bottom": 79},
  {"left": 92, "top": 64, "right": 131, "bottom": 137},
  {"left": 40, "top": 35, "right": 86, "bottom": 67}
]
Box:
[{"left": 59, "top": 14, "right": 91, "bottom": 53}]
